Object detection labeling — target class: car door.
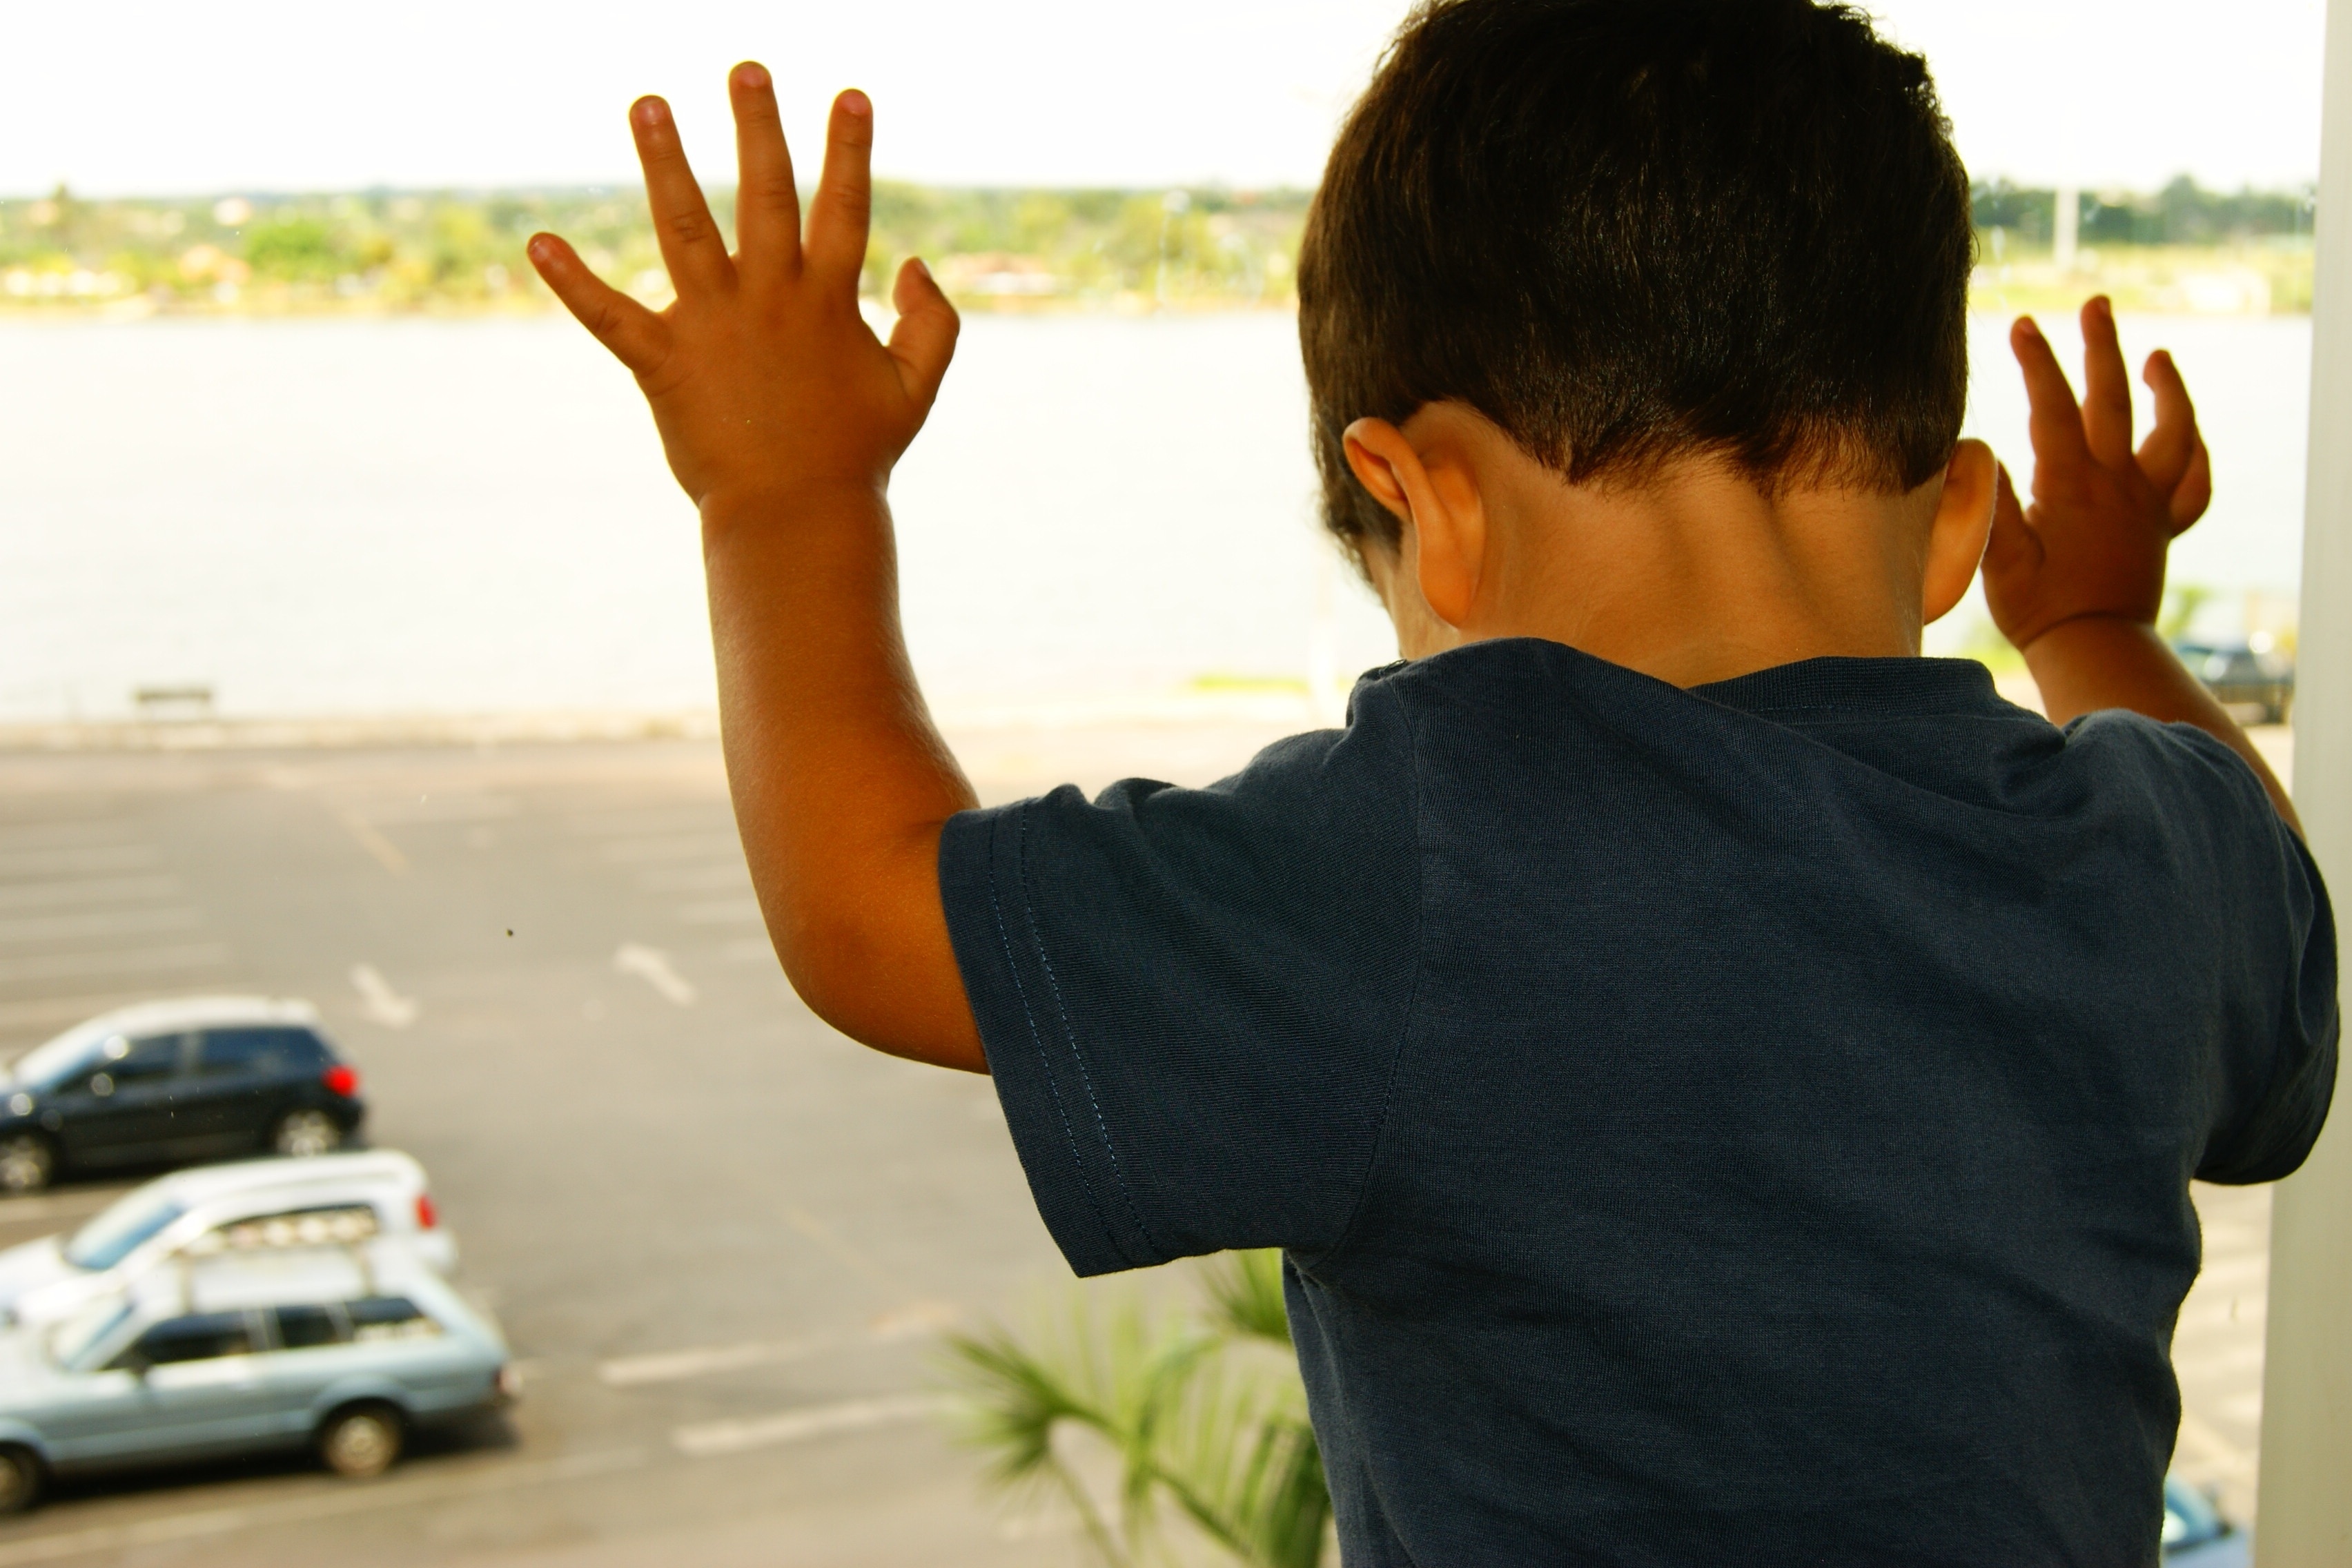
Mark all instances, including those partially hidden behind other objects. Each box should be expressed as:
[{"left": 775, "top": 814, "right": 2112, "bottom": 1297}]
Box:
[
  {"left": 51, "top": 1033, "right": 193, "bottom": 1167},
  {"left": 253, "top": 1302, "right": 355, "bottom": 1438},
  {"left": 178, "top": 1027, "right": 304, "bottom": 1154},
  {"left": 116, "top": 1309, "right": 278, "bottom": 1456}
]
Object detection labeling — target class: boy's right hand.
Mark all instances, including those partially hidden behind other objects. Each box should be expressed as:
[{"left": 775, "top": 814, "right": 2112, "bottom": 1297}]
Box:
[
  {"left": 1981, "top": 295, "right": 2211, "bottom": 651},
  {"left": 524, "top": 65, "right": 959, "bottom": 516}
]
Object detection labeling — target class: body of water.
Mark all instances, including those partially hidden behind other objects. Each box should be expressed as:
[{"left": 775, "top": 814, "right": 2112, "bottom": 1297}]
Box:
[{"left": 0, "top": 310, "right": 2312, "bottom": 722}]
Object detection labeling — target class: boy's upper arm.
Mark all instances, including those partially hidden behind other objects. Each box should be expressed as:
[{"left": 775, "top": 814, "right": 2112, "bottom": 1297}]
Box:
[
  {"left": 2146, "top": 723, "right": 2344, "bottom": 1184},
  {"left": 937, "top": 683, "right": 1424, "bottom": 1276},
  {"left": 2197, "top": 814, "right": 2340, "bottom": 1184}
]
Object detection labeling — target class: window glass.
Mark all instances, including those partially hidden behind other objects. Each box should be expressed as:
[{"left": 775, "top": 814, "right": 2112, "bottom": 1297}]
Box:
[
  {"left": 64, "top": 1197, "right": 186, "bottom": 1270},
  {"left": 346, "top": 1296, "right": 439, "bottom": 1342},
  {"left": 273, "top": 1304, "right": 351, "bottom": 1350},
  {"left": 105, "top": 1035, "right": 185, "bottom": 1086},
  {"left": 184, "top": 1204, "right": 380, "bottom": 1257},
  {"left": 46, "top": 1297, "right": 133, "bottom": 1369},
  {"left": 125, "top": 1311, "right": 256, "bottom": 1367},
  {"left": 197, "top": 1027, "right": 323, "bottom": 1076}
]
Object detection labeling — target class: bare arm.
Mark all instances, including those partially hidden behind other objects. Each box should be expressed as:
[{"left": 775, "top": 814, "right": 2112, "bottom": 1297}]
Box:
[
  {"left": 527, "top": 68, "right": 986, "bottom": 1071},
  {"left": 1984, "top": 297, "right": 2299, "bottom": 836}
]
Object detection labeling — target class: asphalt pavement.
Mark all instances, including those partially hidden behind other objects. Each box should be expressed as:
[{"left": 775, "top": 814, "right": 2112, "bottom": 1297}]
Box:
[
  {"left": 0, "top": 736, "right": 1162, "bottom": 1567},
  {"left": 0, "top": 721, "right": 2286, "bottom": 1559}
]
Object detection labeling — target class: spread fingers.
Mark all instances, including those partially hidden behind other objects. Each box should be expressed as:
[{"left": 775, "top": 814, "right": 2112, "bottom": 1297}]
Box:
[
  {"left": 2010, "top": 316, "right": 2093, "bottom": 483},
  {"left": 804, "top": 90, "right": 875, "bottom": 287},
  {"left": 631, "top": 96, "right": 733, "bottom": 297},
  {"left": 2077, "top": 296, "right": 2135, "bottom": 468},
  {"left": 527, "top": 234, "right": 671, "bottom": 378},
  {"left": 729, "top": 63, "right": 801, "bottom": 276}
]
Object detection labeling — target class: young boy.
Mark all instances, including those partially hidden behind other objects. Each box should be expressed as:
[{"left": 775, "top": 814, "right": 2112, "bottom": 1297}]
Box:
[{"left": 527, "top": 0, "right": 2336, "bottom": 1560}]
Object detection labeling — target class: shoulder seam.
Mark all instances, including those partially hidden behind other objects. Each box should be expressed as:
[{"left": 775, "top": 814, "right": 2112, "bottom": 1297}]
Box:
[
  {"left": 984, "top": 807, "right": 1130, "bottom": 1266},
  {"left": 1306, "top": 677, "right": 1428, "bottom": 1271},
  {"left": 1013, "top": 806, "right": 1162, "bottom": 1266}
]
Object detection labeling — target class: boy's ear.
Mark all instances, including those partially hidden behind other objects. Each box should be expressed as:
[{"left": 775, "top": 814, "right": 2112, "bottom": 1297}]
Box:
[
  {"left": 1342, "top": 415, "right": 1484, "bottom": 629},
  {"left": 1922, "top": 439, "right": 1997, "bottom": 626}
]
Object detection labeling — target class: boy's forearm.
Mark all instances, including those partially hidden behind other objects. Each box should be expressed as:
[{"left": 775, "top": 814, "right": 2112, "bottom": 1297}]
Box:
[
  {"left": 2022, "top": 616, "right": 2300, "bottom": 835},
  {"left": 703, "top": 487, "right": 988, "bottom": 1070}
]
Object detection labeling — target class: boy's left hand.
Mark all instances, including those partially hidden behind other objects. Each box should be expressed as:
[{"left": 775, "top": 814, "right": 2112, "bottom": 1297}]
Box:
[{"left": 1982, "top": 295, "right": 2211, "bottom": 652}]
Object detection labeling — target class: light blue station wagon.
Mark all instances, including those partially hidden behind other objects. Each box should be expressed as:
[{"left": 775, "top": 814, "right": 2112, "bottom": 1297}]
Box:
[{"left": 0, "top": 1245, "right": 515, "bottom": 1510}]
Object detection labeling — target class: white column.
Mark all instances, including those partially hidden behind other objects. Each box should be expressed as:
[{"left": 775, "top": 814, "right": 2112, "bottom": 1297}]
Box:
[
  {"left": 2053, "top": 185, "right": 2079, "bottom": 273},
  {"left": 2255, "top": 0, "right": 2352, "bottom": 1559}
]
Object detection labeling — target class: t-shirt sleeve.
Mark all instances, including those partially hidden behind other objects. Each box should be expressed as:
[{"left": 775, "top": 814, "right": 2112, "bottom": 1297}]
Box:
[
  {"left": 937, "top": 680, "right": 1423, "bottom": 1277},
  {"left": 2145, "top": 726, "right": 2342, "bottom": 1186}
]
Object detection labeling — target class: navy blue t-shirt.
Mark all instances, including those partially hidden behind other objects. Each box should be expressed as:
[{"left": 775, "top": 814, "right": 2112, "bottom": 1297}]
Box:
[{"left": 938, "top": 641, "right": 2336, "bottom": 1567}]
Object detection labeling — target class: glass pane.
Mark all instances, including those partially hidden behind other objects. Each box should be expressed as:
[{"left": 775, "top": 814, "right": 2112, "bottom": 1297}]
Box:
[
  {"left": 273, "top": 1304, "right": 349, "bottom": 1350},
  {"left": 137, "top": 1312, "right": 255, "bottom": 1366},
  {"left": 64, "top": 1197, "right": 186, "bottom": 1270}
]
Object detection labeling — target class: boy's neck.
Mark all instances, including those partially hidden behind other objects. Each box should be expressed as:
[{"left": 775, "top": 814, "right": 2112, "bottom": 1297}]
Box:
[{"left": 1363, "top": 406, "right": 1957, "bottom": 690}]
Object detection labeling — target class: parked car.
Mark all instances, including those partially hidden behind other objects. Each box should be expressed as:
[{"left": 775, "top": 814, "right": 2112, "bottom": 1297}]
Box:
[
  {"left": 0, "top": 998, "right": 366, "bottom": 1193},
  {"left": 2164, "top": 1473, "right": 2248, "bottom": 1565},
  {"left": 0, "top": 1244, "right": 515, "bottom": 1511},
  {"left": 2175, "top": 640, "right": 2294, "bottom": 725},
  {"left": 0, "top": 1152, "right": 455, "bottom": 1328}
]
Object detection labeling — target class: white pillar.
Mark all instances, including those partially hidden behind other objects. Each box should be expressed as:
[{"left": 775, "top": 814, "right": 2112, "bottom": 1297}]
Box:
[
  {"left": 2053, "top": 185, "right": 2079, "bottom": 273},
  {"left": 2255, "top": 0, "right": 2352, "bottom": 1559}
]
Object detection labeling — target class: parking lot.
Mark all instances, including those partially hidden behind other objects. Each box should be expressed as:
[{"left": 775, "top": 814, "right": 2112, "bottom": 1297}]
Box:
[{"left": 0, "top": 718, "right": 2289, "bottom": 1560}]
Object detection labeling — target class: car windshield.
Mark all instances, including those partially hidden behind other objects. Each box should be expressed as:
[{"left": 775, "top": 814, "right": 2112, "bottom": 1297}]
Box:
[
  {"left": 64, "top": 1195, "right": 186, "bottom": 1271},
  {"left": 5, "top": 1024, "right": 104, "bottom": 1090},
  {"left": 43, "top": 1296, "right": 133, "bottom": 1370}
]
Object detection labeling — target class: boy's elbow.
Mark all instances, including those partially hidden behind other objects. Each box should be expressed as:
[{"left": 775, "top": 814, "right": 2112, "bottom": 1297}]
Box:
[{"left": 773, "top": 906, "right": 988, "bottom": 1073}]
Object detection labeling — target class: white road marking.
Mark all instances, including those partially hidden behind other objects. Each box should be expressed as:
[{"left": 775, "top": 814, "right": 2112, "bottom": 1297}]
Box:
[
  {"left": 0, "top": 944, "right": 231, "bottom": 987},
  {"left": 672, "top": 1394, "right": 945, "bottom": 1459},
  {"left": 634, "top": 864, "right": 752, "bottom": 892},
  {"left": 0, "top": 1447, "right": 647, "bottom": 1565},
  {"left": 0, "top": 847, "right": 159, "bottom": 880},
  {"left": 599, "top": 1336, "right": 825, "bottom": 1387},
  {"left": 597, "top": 835, "right": 743, "bottom": 864},
  {"left": 349, "top": 963, "right": 420, "bottom": 1028},
  {"left": 335, "top": 811, "right": 409, "bottom": 876},
  {"left": 674, "top": 899, "right": 763, "bottom": 925},
  {"left": 598, "top": 1306, "right": 960, "bottom": 1389},
  {"left": 614, "top": 943, "right": 696, "bottom": 1006},
  {"left": 0, "top": 824, "right": 137, "bottom": 853},
  {"left": 0, "top": 876, "right": 181, "bottom": 913},
  {"left": 0, "top": 908, "right": 202, "bottom": 946}
]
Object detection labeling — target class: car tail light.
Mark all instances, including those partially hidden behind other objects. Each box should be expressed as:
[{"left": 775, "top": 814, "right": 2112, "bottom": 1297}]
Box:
[
  {"left": 322, "top": 1064, "right": 360, "bottom": 1097},
  {"left": 415, "top": 1193, "right": 438, "bottom": 1230}
]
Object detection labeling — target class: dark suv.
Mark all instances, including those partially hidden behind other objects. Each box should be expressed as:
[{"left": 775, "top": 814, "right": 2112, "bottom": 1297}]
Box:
[
  {"left": 0, "top": 999, "right": 366, "bottom": 1193},
  {"left": 2175, "top": 641, "right": 2294, "bottom": 726}
]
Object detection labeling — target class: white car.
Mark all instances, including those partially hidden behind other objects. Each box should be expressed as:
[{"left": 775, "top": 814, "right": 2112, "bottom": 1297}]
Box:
[{"left": 0, "top": 1153, "right": 455, "bottom": 1328}]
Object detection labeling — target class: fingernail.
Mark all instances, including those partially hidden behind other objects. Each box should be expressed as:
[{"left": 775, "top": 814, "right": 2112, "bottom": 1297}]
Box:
[
  {"left": 912, "top": 256, "right": 932, "bottom": 280},
  {"left": 527, "top": 236, "right": 552, "bottom": 264},
  {"left": 2018, "top": 317, "right": 2042, "bottom": 340},
  {"left": 633, "top": 97, "right": 667, "bottom": 128},
  {"left": 840, "top": 88, "right": 871, "bottom": 117},
  {"left": 736, "top": 61, "right": 770, "bottom": 90}
]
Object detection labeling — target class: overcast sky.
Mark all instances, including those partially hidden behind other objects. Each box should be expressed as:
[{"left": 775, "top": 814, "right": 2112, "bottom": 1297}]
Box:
[{"left": 0, "top": 0, "right": 2325, "bottom": 198}]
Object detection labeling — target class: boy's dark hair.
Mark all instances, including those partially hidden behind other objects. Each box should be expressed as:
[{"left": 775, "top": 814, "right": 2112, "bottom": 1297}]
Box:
[{"left": 1299, "top": 0, "right": 1973, "bottom": 570}]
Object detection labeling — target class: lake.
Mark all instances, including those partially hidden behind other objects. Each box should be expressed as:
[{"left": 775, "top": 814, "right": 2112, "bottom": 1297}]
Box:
[{"left": 0, "top": 309, "right": 2312, "bottom": 723}]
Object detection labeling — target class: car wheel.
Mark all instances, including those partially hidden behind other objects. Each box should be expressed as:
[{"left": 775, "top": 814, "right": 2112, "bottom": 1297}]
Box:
[
  {"left": 317, "top": 1402, "right": 403, "bottom": 1479},
  {"left": 0, "top": 1134, "right": 55, "bottom": 1195},
  {"left": 0, "top": 1444, "right": 42, "bottom": 1514},
  {"left": 271, "top": 1108, "right": 342, "bottom": 1159}
]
